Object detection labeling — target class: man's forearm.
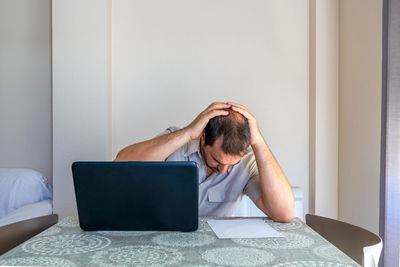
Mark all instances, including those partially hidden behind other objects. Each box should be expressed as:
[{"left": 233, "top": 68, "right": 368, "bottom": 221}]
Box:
[
  {"left": 115, "top": 102, "right": 231, "bottom": 162},
  {"left": 115, "top": 128, "right": 191, "bottom": 161},
  {"left": 252, "top": 139, "right": 295, "bottom": 222}
]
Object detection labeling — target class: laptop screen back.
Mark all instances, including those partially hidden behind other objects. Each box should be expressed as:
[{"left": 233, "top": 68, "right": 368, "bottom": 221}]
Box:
[{"left": 72, "top": 161, "right": 199, "bottom": 232}]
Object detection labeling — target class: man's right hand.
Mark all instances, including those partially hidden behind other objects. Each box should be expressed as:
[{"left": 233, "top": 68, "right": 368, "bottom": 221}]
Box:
[{"left": 184, "top": 102, "right": 231, "bottom": 140}]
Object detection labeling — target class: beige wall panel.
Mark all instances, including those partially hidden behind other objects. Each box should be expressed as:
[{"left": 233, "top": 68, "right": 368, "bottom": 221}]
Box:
[{"left": 339, "top": 0, "right": 382, "bottom": 234}]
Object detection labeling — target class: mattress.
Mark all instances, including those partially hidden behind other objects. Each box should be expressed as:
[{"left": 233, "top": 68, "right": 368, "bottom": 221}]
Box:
[{"left": 0, "top": 200, "right": 52, "bottom": 227}]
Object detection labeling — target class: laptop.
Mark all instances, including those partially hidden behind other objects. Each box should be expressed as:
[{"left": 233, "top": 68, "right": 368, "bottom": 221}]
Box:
[{"left": 72, "top": 161, "right": 199, "bottom": 232}]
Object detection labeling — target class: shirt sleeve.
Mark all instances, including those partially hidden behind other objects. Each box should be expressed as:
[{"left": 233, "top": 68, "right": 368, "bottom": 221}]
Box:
[
  {"left": 155, "top": 126, "right": 186, "bottom": 162},
  {"left": 155, "top": 126, "right": 181, "bottom": 138},
  {"left": 243, "top": 159, "right": 262, "bottom": 203}
]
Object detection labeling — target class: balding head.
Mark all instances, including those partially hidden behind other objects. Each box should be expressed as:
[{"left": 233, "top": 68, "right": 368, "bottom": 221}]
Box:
[{"left": 204, "top": 109, "right": 250, "bottom": 155}]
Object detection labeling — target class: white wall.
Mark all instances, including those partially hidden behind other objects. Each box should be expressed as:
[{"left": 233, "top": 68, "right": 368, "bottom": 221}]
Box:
[
  {"left": 51, "top": 1, "right": 382, "bottom": 226},
  {"left": 0, "top": 0, "right": 52, "bottom": 182},
  {"left": 112, "top": 0, "right": 310, "bottom": 216},
  {"left": 52, "top": 0, "right": 110, "bottom": 217},
  {"left": 339, "top": 0, "right": 382, "bottom": 234}
]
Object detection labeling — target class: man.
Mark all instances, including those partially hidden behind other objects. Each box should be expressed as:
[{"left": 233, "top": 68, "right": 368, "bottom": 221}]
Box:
[{"left": 115, "top": 102, "right": 294, "bottom": 222}]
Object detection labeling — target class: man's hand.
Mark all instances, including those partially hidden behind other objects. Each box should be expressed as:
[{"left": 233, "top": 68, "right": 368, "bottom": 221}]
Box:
[
  {"left": 228, "top": 102, "right": 264, "bottom": 146},
  {"left": 184, "top": 102, "right": 230, "bottom": 140}
]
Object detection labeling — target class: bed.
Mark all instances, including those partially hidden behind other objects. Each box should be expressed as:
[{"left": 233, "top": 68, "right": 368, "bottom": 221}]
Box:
[
  {"left": 0, "top": 168, "right": 53, "bottom": 227},
  {"left": 0, "top": 168, "right": 54, "bottom": 254}
]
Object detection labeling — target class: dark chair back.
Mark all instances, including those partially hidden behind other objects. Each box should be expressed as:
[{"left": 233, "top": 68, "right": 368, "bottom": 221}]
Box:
[{"left": 306, "top": 213, "right": 382, "bottom": 266}]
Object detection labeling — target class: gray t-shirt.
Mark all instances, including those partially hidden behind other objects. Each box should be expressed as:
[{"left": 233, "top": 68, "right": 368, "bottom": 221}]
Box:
[{"left": 158, "top": 127, "right": 262, "bottom": 217}]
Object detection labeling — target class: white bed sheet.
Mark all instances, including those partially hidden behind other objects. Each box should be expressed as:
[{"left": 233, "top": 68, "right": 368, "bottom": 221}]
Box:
[{"left": 0, "top": 200, "right": 52, "bottom": 227}]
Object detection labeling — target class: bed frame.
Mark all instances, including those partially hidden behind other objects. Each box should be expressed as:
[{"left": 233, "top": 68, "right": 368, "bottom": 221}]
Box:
[{"left": 0, "top": 214, "right": 58, "bottom": 255}]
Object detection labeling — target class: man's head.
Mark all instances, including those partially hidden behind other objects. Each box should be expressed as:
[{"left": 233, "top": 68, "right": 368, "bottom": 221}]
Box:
[{"left": 200, "top": 109, "right": 251, "bottom": 174}]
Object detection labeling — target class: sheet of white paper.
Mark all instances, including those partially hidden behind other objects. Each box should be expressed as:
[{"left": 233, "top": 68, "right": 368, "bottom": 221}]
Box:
[{"left": 207, "top": 218, "right": 285, "bottom": 239}]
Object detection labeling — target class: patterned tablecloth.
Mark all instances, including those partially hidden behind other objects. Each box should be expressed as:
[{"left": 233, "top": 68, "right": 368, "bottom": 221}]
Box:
[{"left": 0, "top": 216, "right": 360, "bottom": 267}]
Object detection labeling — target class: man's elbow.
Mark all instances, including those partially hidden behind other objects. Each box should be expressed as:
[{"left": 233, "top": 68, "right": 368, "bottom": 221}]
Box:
[
  {"left": 275, "top": 214, "right": 295, "bottom": 223},
  {"left": 269, "top": 210, "right": 295, "bottom": 223},
  {"left": 114, "top": 150, "right": 135, "bottom": 162},
  {"left": 114, "top": 152, "right": 125, "bottom": 162}
]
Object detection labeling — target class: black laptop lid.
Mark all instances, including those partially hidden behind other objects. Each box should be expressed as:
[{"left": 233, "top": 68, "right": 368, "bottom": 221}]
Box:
[{"left": 72, "top": 161, "right": 199, "bottom": 232}]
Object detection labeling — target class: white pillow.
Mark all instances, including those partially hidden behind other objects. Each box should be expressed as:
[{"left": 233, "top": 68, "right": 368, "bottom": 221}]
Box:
[{"left": 0, "top": 168, "right": 52, "bottom": 218}]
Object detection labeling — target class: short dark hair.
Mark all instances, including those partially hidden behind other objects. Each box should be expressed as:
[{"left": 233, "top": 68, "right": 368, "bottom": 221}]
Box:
[{"left": 204, "top": 109, "right": 251, "bottom": 155}]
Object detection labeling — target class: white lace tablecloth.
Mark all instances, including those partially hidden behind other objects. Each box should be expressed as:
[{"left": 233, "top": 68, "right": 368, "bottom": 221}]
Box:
[{"left": 0, "top": 216, "right": 360, "bottom": 266}]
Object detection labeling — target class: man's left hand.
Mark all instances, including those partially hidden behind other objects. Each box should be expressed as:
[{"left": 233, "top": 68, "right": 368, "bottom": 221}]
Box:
[{"left": 227, "top": 102, "right": 264, "bottom": 147}]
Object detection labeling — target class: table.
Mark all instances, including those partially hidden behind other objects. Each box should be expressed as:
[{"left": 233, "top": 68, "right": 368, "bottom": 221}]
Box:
[{"left": 0, "top": 216, "right": 360, "bottom": 266}]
